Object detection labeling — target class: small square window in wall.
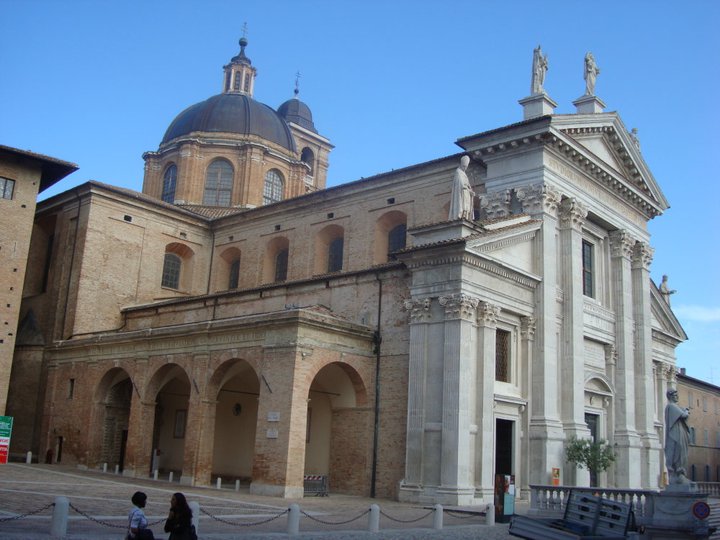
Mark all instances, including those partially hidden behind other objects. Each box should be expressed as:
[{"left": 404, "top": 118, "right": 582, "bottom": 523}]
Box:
[{"left": 1, "top": 177, "right": 15, "bottom": 200}]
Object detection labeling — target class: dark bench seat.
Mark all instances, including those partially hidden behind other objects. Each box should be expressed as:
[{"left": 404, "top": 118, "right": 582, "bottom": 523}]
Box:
[{"left": 509, "top": 491, "right": 633, "bottom": 539}]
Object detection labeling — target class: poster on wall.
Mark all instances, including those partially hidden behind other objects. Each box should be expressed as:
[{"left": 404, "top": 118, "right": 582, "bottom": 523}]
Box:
[{"left": 0, "top": 416, "right": 13, "bottom": 464}]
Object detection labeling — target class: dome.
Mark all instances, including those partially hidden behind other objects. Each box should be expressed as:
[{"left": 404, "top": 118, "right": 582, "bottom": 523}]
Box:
[
  {"left": 161, "top": 93, "right": 296, "bottom": 151},
  {"left": 277, "top": 98, "right": 317, "bottom": 134}
]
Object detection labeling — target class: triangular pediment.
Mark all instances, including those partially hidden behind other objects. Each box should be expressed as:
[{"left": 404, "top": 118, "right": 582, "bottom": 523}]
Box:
[
  {"left": 550, "top": 113, "right": 669, "bottom": 218},
  {"left": 466, "top": 216, "right": 541, "bottom": 275}
]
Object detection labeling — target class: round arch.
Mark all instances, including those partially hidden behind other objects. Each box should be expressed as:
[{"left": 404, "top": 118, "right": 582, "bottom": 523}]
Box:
[{"left": 89, "top": 367, "right": 133, "bottom": 471}]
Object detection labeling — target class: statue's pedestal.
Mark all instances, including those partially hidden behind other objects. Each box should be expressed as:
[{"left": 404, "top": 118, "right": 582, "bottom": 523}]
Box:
[
  {"left": 572, "top": 94, "right": 606, "bottom": 114},
  {"left": 639, "top": 485, "right": 713, "bottom": 539},
  {"left": 518, "top": 93, "right": 557, "bottom": 120}
]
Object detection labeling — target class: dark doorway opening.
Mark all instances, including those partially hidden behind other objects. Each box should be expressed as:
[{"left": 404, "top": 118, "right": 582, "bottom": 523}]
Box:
[{"left": 495, "top": 419, "right": 513, "bottom": 475}]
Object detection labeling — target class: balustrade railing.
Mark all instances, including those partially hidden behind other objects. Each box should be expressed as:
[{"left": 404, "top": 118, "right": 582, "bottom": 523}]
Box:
[{"left": 528, "top": 485, "right": 657, "bottom": 518}]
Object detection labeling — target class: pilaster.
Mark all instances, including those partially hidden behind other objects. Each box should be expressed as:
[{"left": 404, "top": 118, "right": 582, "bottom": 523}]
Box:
[
  {"left": 609, "top": 229, "right": 641, "bottom": 487},
  {"left": 632, "top": 241, "right": 660, "bottom": 487},
  {"left": 436, "top": 293, "right": 478, "bottom": 504},
  {"left": 558, "top": 198, "right": 591, "bottom": 485},
  {"left": 474, "top": 301, "right": 499, "bottom": 501},
  {"left": 517, "top": 183, "right": 564, "bottom": 485},
  {"left": 400, "top": 298, "right": 432, "bottom": 493},
  {"left": 519, "top": 315, "right": 535, "bottom": 498}
]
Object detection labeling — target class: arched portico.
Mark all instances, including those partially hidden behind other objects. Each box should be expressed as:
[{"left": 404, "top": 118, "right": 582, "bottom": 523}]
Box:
[{"left": 89, "top": 367, "right": 132, "bottom": 471}]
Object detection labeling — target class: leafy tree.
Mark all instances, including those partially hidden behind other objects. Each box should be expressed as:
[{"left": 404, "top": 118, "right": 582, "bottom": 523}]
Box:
[{"left": 565, "top": 437, "right": 616, "bottom": 487}]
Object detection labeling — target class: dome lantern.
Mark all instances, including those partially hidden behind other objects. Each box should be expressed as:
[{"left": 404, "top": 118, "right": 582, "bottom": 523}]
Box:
[{"left": 223, "top": 27, "right": 256, "bottom": 96}]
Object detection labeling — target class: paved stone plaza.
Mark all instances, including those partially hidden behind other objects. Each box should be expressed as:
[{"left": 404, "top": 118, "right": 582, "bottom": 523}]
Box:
[{"left": 0, "top": 464, "right": 518, "bottom": 539}]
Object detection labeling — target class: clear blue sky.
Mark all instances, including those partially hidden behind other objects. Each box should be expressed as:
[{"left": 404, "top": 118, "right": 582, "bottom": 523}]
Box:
[{"left": 2, "top": 1, "right": 718, "bottom": 383}]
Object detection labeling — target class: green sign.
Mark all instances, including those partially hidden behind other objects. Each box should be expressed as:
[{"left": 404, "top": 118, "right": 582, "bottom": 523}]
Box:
[{"left": 0, "top": 415, "right": 13, "bottom": 464}]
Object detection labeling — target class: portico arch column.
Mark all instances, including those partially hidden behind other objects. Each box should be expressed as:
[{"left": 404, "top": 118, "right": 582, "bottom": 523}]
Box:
[
  {"left": 183, "top": 397, "right": 217, "bottom": 486},
  {"left": 609, "top": 229, "right": 641, "bottom": 488},
  {"left": 632, "top": 241, "right": 661, "bottom": 488},
  {"left": 559, "top": 197, "right": 591, "bottom": 486},
  {"left": 475, "top": 301, "right": 499, "bottom": 501},
  {"left": 123, "top": 397, "right": 155, "bottom": 478},
  {"left": 400, "top": 298, "right": 432, "bottom": 497},
  {"left": 437, "top": 293, "right": 478, "bottom": 505}
]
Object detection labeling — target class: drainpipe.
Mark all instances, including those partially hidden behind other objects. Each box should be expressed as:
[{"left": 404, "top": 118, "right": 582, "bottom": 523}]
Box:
[{"left": 370, "top": 273, "right": 383, "bottom": 498}]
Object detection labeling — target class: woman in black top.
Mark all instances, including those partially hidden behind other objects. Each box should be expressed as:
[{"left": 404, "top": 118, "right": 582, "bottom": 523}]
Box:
[{"left": 163, "top": 492, "right": 194, "bottom": 540}]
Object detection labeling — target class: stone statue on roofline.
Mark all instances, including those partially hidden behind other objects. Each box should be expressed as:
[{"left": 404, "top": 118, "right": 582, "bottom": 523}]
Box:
[
  {"left": 659, "top": 274, "right": 676, "bottom": 305},
  {"left": 584, "top": 52, "right": 600, "bottom": 96},
  {"left": 664, "top": 388, "right": 691, "bottom": 485},
  {"left": 531, "top": 45, "right": 548, "bottom": 95},
  {"left": 449, "top": 155, "right": 475, "bottom": 221}
]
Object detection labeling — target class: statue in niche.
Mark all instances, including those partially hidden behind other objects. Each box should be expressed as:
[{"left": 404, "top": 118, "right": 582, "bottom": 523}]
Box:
[
  {"left": 531, "top": 45, "right": 548, "bottom": 95},
  {"left": 659, "top": 275, "right": 677, "bottom": 305},
  {"left": 584, "top": 52, "right": 600, "bottom": 96},
  {"left": 664, "top": 388, "right": 691, "bottom": 485},
  {"left": 449, "top": 155, "right": 475, "bottom": 221}
]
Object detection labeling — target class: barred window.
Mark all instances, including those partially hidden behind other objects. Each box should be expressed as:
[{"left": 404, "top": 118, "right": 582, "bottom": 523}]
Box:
[
  {"left": 161, "top": 253, "right": 181, "bottom": 289},
  {"left": 388, "top": 223, "right": 407, "bottom": 254},
  {"left": 1, "top": 177, "right": 15, "bottom": 200},
  {"left": 328, "top": 237, "right": 343, "bottom": 272},
  {"left": 274, "top": 248, "right": 288, "bottom": 282},
  {"left": 263, "top": 169, "right": 284, "bottom": 205},
  {"left": 495, "top": 329, "right": 511, "bottom": 382},
  {"left": 228, "top": 258, "right": 240, "bottom": 290},
  {"left": 203, "top": 160, "right": 233, "bottom": 206},
  {"left": 162, "top": 165, "right": 177, "bottom": 203},
  {"left": 582, "top": 240, "right": 594, "bottom": 297}
]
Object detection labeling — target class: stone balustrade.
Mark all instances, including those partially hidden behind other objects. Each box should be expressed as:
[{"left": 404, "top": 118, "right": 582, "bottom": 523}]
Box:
[{"left": 528, "top": 484, "right": 657, "bottom": 518}]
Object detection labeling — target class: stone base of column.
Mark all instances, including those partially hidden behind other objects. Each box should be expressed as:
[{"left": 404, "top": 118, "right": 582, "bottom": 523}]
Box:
[
  {"left": 397, "top": 482, "right": 424, "bottom": 503},
  {"left": 250, "top": 482, "right": 304, "bottom": 498},
  {"left": 613, "top": 431, "right": 643, "bottom": 488},
  {"left": 180, "top": 474, "right": 195, "bottom": 486},
  {"left": 435, "top": 485, "right": 477, "bottom": 506}
]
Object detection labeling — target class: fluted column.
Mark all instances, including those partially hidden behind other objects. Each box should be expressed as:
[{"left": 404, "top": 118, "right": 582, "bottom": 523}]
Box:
[
  {"left": 519, "top": 315, "right": 535, "bottom": 498},
  {"left": 437, "top": 293, "right": 478, "bottom": 504},
  {"left": 516, "top": 183, "right": 564, "bottom": 485},
  {"left": 609, "top": 229, "right": 641, "bottom": 487},
  {"left": 632, "top": 241, "right": 660, "bottom": 488},
  {"left": 401, "top": 297, "right": 432, "bottom": 491},
  {"left": 474, "top": 301, "right": 499, "bottom": 500}
]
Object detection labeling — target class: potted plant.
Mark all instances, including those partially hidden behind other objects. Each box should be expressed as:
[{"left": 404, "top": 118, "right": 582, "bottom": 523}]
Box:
[{"left": 565, "top": 436, "right": 616, "bottom": 487}]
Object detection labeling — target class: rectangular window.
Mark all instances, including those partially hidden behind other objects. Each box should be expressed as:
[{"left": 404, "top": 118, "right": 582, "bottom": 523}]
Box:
[
  {"left": 582, "top": 240, "right": 594, "bottom": 297},
  {"left": 1, "top": 177, "right": 15, "bottom": 200},
  {"left": 702, "top": 396, "right": 707, "bottom": 412},
  {"left": 704, "top": 429, "right": 709, "bottom": 446},
  {"left": 688, "top": 391, "right": 694, "bottom": 409},
  {"left": 495, "top": 329, "right": 511, "bottom": 382},
  {"left": 68, "top": 379, "right": 75, "bottom": 399}
]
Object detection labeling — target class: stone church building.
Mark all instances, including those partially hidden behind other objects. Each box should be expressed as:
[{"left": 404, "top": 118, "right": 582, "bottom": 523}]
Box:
[{"left": 3, "top": 39, "right": 686, "bottom": 504}]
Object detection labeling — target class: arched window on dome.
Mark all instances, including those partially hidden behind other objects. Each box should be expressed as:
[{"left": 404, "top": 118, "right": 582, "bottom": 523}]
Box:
[
  {"left": 263, "top": 169, "right": 284, "bottom": 205},
  {"left": 162, "top": 164, "right": 177, "bottom": 203},
  {"left": 203, "top": 159, "right": 234, "bottom": 206}
]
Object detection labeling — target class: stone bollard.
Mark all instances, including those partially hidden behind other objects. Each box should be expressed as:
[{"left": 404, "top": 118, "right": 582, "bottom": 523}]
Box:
[
  {"left": 153, "top": 469, "right": 159, "bottom": 480},
  {"left": 485, "top": 503, "right": 495, "bottom": 526},
  {"left": 169, "top": 471, "right": 174, "bottom": 483},
  {"left": 50, "top": 496, "right": 69, "bottom": 537},
  {"left": 103, "top": 462, "right": 107, "bottom": 473},
  {"left": 26, "top": 451, "right": 32, "bottom": 464},
  {"left": 114, "top": 464, "right": 119, "bottom": 474},
  {"left": 287, "top": 503, "right": 300, "bottom": 535},
  {"left": 189, "top": 501, "right": 200, "bottom": 536},
  {"left": 216, "top": 477, "right": 222, "bottom": 489},
  {"left": 368, "top": 504, "right": 380, "bottom": 533},
  {"left": 235, "top": 479, "right": 240, "bottom": 491},
  {"left": 433, "top": 504, "right": 443, "bottom": 530}
]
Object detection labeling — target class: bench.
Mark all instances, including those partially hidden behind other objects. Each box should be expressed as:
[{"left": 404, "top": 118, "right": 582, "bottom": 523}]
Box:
[
  {"left": 303, "top": 475, "right": 328, "bottom": 496},
  {"left": 509, "top": 491, "right": 633, "bottom": 539}
]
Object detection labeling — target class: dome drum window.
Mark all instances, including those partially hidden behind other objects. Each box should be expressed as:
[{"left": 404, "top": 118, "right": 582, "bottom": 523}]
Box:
[
  {"left": 203, "top": 159, "right": 234, "bottom": 206},
  {"left": 263, "top": 169, "right": 284, "bottom": 205}
]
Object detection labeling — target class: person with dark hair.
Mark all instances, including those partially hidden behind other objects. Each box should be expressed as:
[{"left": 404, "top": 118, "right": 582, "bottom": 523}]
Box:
[
  {"left": 164, "top": 492, "right": 195, "bottom": 540},
  {"left": 128, "top": 491, "right": 154, "bottom": 539}
]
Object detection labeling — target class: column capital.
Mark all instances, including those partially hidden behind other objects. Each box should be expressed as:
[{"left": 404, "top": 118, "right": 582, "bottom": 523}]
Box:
[
  {"left": 480, "top": 190, "right": 510, "bottom": 219},
  {"left": 609, "top": 229, "right": 635, "bottom": 259},
  {"left": 631, "top": 241, "right": 654, "bottom": 270},
  {"left": 477, "top": 301, "right": 500, "bottom": 326},
  {"left": 439, "top": 294, "right": 478, "bottom": 320},
  {"left": 520, "top": 315, "right": 536, "bottom": 340},
  {"left": 558, "top": 198, "right": 588, "bottom": 231},
  {"left": 516, "top": 183, "right": 561, "bottom": 216},
  {"left": 404, "top": 297, "right": 433, "bottom": 323}
]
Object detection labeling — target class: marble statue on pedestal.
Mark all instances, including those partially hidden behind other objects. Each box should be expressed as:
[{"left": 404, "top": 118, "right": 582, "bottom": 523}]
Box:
[
  {"left": 664, "top": 388, "right": 690, "bottom": 484},
  {"left": 584, "top": 52, "right": 600, "bottom": 95},
  {"left": 660, "top": 274, "right": 677, "bottom": 305},
  {"left": 531, "top": 45, "right": 548, "bottom": 95},
  {"left": 448, "top": 155, "right": 475, "bottom": 221}
]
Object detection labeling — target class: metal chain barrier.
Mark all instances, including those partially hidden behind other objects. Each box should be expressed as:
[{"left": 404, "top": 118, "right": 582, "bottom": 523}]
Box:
[
  {"left": 379, "top": 507, "right": 434, "bottom": 524},
  {"left": 300, "top": 507, "right": 370, "bottom": 526},
  {"left": 0, "top": 502, "right": 55, "bottom": 523},
  {"left": 68, "top": 502, "right": 126, "bottom": 529},
  {"left": 200, "top": 507, "right": 288, "bottom": 527},
  {"left": 445, "top": 509, "right": 480, "bottom": 519}
]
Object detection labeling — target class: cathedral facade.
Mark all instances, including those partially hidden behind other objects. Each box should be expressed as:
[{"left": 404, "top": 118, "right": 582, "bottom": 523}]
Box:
[{"left": 4, "top": 39, "right": 686, "bottom": 504}]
